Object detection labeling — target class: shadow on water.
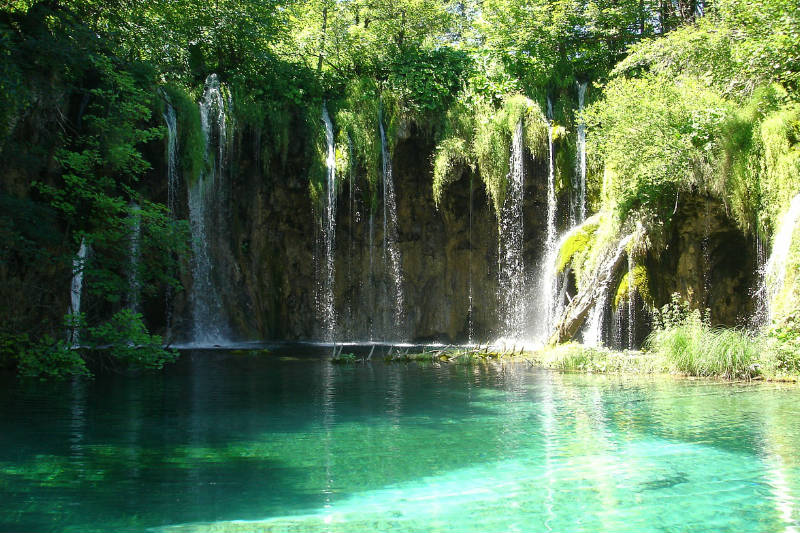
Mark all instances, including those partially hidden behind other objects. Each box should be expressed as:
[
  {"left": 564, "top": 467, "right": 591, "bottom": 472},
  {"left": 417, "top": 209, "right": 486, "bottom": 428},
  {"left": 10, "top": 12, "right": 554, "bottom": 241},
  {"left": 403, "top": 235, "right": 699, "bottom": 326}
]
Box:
[
  {"left": 0, "top": 346, "right": 798, "bottom": 532},
  {"left": 0, "top": 346, "right": 517, "bottom": 531}
]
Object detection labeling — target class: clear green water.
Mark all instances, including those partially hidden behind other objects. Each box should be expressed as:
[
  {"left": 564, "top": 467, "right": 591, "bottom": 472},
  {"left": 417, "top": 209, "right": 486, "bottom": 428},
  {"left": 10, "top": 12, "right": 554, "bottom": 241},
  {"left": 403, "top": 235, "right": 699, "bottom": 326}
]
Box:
[{"left": 1, "top": 347, "right": 799, "bottom": 532}]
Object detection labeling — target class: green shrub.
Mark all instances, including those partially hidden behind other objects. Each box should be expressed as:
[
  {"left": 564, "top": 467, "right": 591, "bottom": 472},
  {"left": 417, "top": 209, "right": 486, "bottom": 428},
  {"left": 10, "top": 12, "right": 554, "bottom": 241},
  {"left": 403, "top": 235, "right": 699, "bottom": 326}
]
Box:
[
  {"left": 646, "top": 297, "right": 760, "bottom": 379},
  {"left": 86, "top": 309, "right": 177, "bottom": 371},
  {"left": 432, "top": 138, "right": 472, "bottom": 206},
  {"left": 332, "top": 352, "right": 357, "bottom": 364},
  {"left": 13, "top": 335, "right": 90, "bottom": 381},
  {"left": 762, "top": 313, "right": 800, "bottom": 376}
]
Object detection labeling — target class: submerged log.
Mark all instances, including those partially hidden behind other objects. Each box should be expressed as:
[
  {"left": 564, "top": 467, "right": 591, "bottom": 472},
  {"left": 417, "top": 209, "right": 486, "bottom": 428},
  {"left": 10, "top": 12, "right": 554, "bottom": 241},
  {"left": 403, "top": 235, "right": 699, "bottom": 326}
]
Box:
[{"left": 549, "top": 234, "right": 633, "bottom": 345}]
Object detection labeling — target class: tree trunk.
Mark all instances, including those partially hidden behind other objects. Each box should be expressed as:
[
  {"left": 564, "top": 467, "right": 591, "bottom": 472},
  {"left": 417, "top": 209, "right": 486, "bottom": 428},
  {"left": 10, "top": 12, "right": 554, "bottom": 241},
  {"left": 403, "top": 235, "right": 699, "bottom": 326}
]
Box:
[{"left": 549, "top": 235, "right": 634, "bottom": 345}]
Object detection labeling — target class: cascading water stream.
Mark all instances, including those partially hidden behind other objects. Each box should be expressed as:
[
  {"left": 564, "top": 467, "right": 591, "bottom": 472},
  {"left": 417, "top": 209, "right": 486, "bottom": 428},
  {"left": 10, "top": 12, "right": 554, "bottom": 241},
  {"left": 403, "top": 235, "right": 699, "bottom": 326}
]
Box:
[
  {"left": 575, "top": 82, "right": 588, "bottom": 225},
  {"left": 752, "top": 232, "right": 768, "bottom": 327},
  {"left": 763, "top": 192, "right": 800, "bottom": 321},
  {"left": 583, "top": 234, "right": 633, "bottom": 347},
  {"left": 187, "top": 74, "right": 229, "bottom": 345},
  {"left": 498, "top": 119, "right": 526, "bottom": 339},
  {"left": 68, "top": 238, "right": 89, "bottom": 347},
  {"left": 346, "top": 135, "right": 359, "bottom": 340},
  {"left": 537, "top": 100, "right": 559, "bottom": 342},
  {"left": 584, "top": 289, "right": 607, "bottom": 349},
  {"left": 378, "top": 105, "right": 404, "bottom": 339},
  {"left": 127, "top": 203, "right": 142, "bottom": 314},
  {"left": 162, "top": 95, "right": 179, "bottom": 334},
  {"left": 627, "top": 251, "right": 635, "bottom": 350},
  {"left": 163, "top": 95, "right": 179, "bottom": 218},
  {"left": 468, "top": 172, "right": 474, "bottom": 344},
  {"left": 368, "top": 211, "right": 375, "bottom": 341},
  {"left": 541, "top": 85, "right": 592, "bottom": 345},
  {"left": 318, "top": 104, "right": 337, "bottom": 340}
]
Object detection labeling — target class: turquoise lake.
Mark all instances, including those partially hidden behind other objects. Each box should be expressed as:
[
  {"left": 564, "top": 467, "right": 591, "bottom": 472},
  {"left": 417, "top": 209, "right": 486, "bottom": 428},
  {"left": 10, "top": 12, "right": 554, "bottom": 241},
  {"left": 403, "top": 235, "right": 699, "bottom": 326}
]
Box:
[{"left": 1, "top": 346, "right": 799, "bottom": 532}]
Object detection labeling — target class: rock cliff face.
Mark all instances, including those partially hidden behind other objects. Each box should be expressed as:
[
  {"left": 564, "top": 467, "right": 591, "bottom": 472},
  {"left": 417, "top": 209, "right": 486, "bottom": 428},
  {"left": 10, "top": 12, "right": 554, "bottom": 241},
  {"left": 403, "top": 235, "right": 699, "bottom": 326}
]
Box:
[
  {"left": 181, "top": 117, "right": 551, "bottom": 343},
  {"left": 646, "top": 195, "right": 758, "bottom": 326},
  {"left": 0, "top": 93, "right": 761, "bottom": 346}
]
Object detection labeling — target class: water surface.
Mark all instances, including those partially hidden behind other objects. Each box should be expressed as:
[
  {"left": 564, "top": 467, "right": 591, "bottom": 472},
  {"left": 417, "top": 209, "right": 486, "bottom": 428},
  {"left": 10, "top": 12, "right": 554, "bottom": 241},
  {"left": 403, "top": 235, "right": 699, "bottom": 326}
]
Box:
[{"left": 1, "top": 347, "right": 798, "bottom": 532}]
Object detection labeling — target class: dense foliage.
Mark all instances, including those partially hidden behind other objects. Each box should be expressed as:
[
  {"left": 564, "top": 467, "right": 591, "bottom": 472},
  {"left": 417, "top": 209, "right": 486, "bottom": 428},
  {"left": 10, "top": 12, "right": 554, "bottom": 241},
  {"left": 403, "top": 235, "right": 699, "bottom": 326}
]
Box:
[{"left": 1, "top": 0, "right": 798, "bottom": 377}]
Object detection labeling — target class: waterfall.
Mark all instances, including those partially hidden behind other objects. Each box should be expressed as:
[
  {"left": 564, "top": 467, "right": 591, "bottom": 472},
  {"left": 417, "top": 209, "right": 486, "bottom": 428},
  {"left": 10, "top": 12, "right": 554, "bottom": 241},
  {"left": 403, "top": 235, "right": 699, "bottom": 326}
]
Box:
[
  {"left": 537, "top": 101, "right": 559, "bottom": 342},
  {"left": 627, "top": 251, "right": 635, "bottom": 350},
  {"left": 162, "top": 94, "right": 179, "bottom": 335},
  {"left": 498, "top": 118, "right": 526, "bottom": 339},
  {"left": 68, "top": 238, "right": 89, "bottom": 346},
  {"left": 200, "top": 74, "right": 229, "bottom": 176},
  {"left": 583, "top": 235, "right": 633, "bottom": 347},
  {"left": 163, "top": 95, "right": 179, "bottom": 218},
  {"left": 318, "top": 104, "right": 337, "bottom": 340},
  {"left": 378, "top": 105, "right": 404, "bottom": 339},
  {"left": 346, "top": 135, "right": 358, "bottom": 340},
  {"left": 187, "top": 74, "right": 229, "bottom": 345},
  {"left": 368, "top": 211, "right": 375, "bottom": 341},
  {"left": 764, "top": 192, "right": 800, "bottom": 321},
  {"left": 584, "top": 289, "right": 607, "bottom": 348},
  {"left": 751, "top": 231, "right": 769, "bottom": 326},
  {"left": 575, "top": 82, "right": 588, "bottom": 224},
  {"left": 468, "top": 172, "right": 474, "bottom": 344},
  {"left": 127, "top": 203, "right": 142, "bottom": 314},
  {"left": 612, "top": 307, "right": 623, "bottom": 348}
]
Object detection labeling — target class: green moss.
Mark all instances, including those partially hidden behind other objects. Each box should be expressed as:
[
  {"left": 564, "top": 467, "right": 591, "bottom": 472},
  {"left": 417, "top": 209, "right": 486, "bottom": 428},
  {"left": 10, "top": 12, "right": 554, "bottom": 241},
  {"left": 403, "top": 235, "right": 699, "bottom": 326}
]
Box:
[
  {"left": 471, "top": 94, "right": 548, "bottom": 214},
  {"left": 473, "top": 104, "right": 511, "bottom": 214},
  {"left": 432, "top": 138, "right": 471, "bottom": 207},
  {"left": 232, "top": 89, "right": 267, "bottom": 129},
  {"left": 389, "top": 346, "right": 507, "bottom": 365},
  {"left": 332, "top": 79, "right": 384, "bottom": 212},
  {"left": 163, "top": 84, "right": 206, "bottom": 185},
  {"left": 613, "top": 264, "right": 651, "bottom": 309},
  {"left": 556, "top": 216, "right": 600, "bottom": 273},
  {"left": 306, "top": 102, "right": 327, "bottom": 212},
  {"left": 504, "top": 94, "right": 548, "bottom": 160},
  {"left": 262, "top": 103, "right": 291, "bottom": 173},
  {"left": 230, "top": 349, "right": 271, "bottom": 357},
  {"left": 759, "top": 103, "right": 800, "bottom": 231}
]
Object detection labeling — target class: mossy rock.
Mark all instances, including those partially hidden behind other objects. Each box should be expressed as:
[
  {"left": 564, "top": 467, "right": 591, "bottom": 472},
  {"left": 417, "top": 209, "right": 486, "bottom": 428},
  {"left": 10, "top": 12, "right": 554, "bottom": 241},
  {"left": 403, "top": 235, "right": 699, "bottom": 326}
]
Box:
[
  {"left": 331, "top": 352, "right": 357, "bottom": 364},
  {"left": 162, "top": 84, "right": 207, "bottom": 186},
  {"left": 556, "top": 217, "right": 600, "bottom": 273},
  {"left": 613, "top": 264, "right": 652, "bottom": 309},
  {"left": 230, "top": 349, "right": 271, "bottom": 357}
]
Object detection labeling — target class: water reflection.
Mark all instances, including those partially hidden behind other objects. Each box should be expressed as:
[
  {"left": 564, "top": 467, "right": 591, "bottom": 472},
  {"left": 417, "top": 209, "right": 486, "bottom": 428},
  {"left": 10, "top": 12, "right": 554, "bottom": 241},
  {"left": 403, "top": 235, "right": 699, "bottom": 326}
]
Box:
[{"left": 0, "top": 352, "right": 798, "bottom": 532}]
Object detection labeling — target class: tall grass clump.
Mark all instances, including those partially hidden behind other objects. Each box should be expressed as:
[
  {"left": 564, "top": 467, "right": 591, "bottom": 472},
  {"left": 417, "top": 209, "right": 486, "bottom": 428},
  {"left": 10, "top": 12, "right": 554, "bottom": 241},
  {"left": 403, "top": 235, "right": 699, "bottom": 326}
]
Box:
[
  {"left": 646, "top": 294, "right": 760, "bottom": 379},
  {"left": 534, "top": 343, "right": 664, "bottom": 374}
]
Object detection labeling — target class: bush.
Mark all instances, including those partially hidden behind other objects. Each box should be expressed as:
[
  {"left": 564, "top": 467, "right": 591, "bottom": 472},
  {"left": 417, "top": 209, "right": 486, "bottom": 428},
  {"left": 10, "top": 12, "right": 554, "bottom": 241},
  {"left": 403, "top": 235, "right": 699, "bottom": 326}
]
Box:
[
  {"left": 762, "top": 314, "right": 800, "bottom": 376},
  {"left": 646, "top": 296, "right": 760, "bottom": 379},
  {"left": 15, "top": 336, "right": 90, "bottom": 381},
  {"left": 86, "top": 309, "right": 178, "bottom": 371},
  {"left": 1, "top": 310, "right": 177, "bottom": 380}
]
